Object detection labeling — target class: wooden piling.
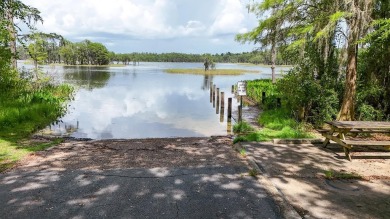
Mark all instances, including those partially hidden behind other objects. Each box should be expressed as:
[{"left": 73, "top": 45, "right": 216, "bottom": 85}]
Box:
[
  {"left": 216, "top": 88, "right": 220, "bottom": 114},
  {"left": 220, "top": 92, "right": 225, "bottom": 113},
  {"left": 231, "top": 85, "right": 234, "bottom": 93},
  {"left": 228, "top": 98, "right": 232, "bottom": 119},
  {"left": 213, "top": 84, "right": 216, "bottom": 108},
  {"left": 220, "top": 92, "right": 225, "bottom": 122},
  {"left": 210, "top": 82, "right": 213, "bottom": 103},
  {"left": 227, "top": 118, "right": 232, "bottom": 135}
]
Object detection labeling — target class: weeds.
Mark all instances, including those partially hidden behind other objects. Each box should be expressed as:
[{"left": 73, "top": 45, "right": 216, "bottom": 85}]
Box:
[
  {"left": 248, "top": 169, "right": 258, "bottom": 177},
  {"left": 324, "top": 170, "right": 363, "bottom": 180}
]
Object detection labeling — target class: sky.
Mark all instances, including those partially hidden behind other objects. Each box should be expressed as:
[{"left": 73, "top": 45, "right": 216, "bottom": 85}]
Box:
[{"left": 21, "top": 0, "right": 258, "bottom": 54}]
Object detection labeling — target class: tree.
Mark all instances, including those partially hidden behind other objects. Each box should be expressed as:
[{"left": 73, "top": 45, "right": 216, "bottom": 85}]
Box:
[
  {"left": 238, "top": 0, "right": 376, "bottom": 121},
  {"left": 27, "top": 32, "right": 48, "bottom": 79},
  {"left": 0, "top": 0, "right": 42, "bottom": 68},
  {"left": 236, "top": 0, "right": 287, "bottom": 83}
]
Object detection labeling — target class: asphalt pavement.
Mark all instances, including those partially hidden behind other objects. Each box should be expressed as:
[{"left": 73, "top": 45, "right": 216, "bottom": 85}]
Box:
[{"left": 0, "top": 166, "right": 282, "bottom": 219}]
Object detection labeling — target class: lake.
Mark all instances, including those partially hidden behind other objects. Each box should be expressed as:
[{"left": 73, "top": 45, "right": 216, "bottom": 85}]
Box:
[{"left": 31, "top": 62, "right": 289, "bottom": 139}]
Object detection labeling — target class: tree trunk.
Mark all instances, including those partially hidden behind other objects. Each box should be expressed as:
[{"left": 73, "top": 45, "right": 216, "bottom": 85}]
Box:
[
  {"left": 6, "top": 3, "right": 17, "bottom": 68},
  {"left": 271, "top": 40, "right": 276, "bottom": 84},
  {"left": 337, "top": 19, "right": 359, "bottom": 121}
]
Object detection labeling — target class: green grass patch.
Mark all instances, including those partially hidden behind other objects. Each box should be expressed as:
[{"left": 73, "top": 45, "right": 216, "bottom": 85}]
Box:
[
  {"left": 233, "top": 121, "right": 255, "bottom": 134},
  {"left": 234, "top": 108, "right": 314, "bottom": 143},
  {"left": 0, "top": 138, "right": 63, "bottom": 172},
  {"left": 324, "top": 170, "right": 363, "bottom": 180},
  {"left": 165, "top": 68, "right": 258, "bottom": 75}
]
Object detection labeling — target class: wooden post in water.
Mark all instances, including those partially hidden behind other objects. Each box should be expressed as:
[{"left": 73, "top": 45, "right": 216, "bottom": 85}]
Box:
[
  {"left": 231, "top": 85, "right": 234, "bottom": 94},
  {"left": 213, "top": 84, "right": 216, "bottom": 108},
  {"left": 227, "top": 118, "right": 232, "bottom": 135},
  {"left": 210, "top": 82, "right": 213, "bottom": 103},
  {"left": 220, "top": 92, "right": 225, "bottom": 122},
  {"left": 228, "top": 98, "right": 232, "bottom": 119},
  {"left": 216, "top": 88, "right": 220, "bottom": 114}
]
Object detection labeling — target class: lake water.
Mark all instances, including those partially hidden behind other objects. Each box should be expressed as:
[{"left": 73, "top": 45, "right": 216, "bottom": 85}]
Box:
[{"left": 32, "top": 62, "right": 289, "bottom": 139}]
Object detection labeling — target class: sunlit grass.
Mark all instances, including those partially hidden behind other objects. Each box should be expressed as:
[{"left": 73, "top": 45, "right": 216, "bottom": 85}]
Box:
[
  {"left": 234, "top": 108, "right": 314, "bottom": 143},
  {"left": 165, "top": 68, "right": 258, "bottom": 75},
  {"left": 0, "top": 138, "right": 63, "bottom": 172},
  {"left": 0, "top": 82, "right": 72, "bottom": 172}
]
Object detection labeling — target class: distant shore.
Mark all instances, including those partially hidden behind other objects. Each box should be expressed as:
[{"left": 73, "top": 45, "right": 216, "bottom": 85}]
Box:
[{"left": 165, "top": 68, "right": 259, "bottom": 75}]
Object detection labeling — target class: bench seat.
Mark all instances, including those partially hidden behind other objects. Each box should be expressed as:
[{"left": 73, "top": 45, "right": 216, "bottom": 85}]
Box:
[{"left": 342, "top": 140, "right": 390, "bottom": 146}]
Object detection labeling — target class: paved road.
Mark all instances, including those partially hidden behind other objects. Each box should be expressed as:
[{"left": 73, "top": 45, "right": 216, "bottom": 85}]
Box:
[
  {"left": 0, "top": 166, "right": 281, "bottom": 219},
  {"left": 1, "top": 137, "right": 283, "bottom": 218}
]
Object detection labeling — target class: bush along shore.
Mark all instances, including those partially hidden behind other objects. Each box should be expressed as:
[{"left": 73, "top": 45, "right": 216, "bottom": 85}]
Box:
[
  {"left": 233, "top": 79, "right": 315, "bottom": 143},
  {"left": 0, "top": 67, "right": 73, "bottom": 172}
]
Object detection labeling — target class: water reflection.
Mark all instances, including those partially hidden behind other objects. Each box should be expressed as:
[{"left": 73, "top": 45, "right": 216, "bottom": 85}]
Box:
[
  {"left": 37, "top": 63, "right": 287, "bottom": 139},
  {"left": 64, "top": 67, "right": 111, "bottom": 90}
]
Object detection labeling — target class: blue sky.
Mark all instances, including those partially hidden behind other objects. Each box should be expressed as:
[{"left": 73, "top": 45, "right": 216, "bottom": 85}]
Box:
[{"left": 22, "top": 0, "right": 258, "bottom": 54}]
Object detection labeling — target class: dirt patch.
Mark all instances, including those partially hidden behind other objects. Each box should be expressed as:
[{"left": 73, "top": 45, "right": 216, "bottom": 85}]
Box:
[{"left": 10, "top": 136, "right": 245, "bottom": 172}]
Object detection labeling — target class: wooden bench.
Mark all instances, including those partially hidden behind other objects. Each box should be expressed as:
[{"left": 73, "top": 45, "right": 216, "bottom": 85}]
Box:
[
  {"left": 340, "top": 140, "right": 390, "bottom": 161},
  {"left": 342, "top": 140, "right": 390, "bottom": 146},
  {"left": 318, "top": 129, "right": 390, "bottom": 134},
  {"left": 320, "top": 121, "right": 390, "bottom": 161}
]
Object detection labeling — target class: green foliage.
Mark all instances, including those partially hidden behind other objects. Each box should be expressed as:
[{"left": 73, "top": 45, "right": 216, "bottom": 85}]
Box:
[
  {"left": 233, "top": 121, "right": 255, "bottom": 134},
  {"left": 246, "top": 79, "right": 279, "bottom": 109},
  {"left": 277, "top": 52, "right": 342, "bottom": 126},
  {"left": 233, "top": 108, "right": 313, "bottom": 143},
  {"left": 357, "top": 104, "right": 384, "bottom": 121},
  {"left": 0, "top": 70, "right": 73, "bottom": 138}
]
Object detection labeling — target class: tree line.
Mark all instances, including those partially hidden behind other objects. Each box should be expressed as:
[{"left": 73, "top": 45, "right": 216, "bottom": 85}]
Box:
[{"left": 17, "top": 38, "right": 294, "bottom": 66}]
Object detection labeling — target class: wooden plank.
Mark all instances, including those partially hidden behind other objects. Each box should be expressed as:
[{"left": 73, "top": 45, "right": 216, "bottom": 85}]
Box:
[
  {"left": 349, "top": 129, "right": 390, "bottom": 134},
  {"left": 317, "top": 129, "right": 331, "bottom": 133},
  {"left": 326, "top": 121, "right": 390, "bottom": 129},
  {"left": 342, "top": 140, "right": 390, "bottom": 146}
]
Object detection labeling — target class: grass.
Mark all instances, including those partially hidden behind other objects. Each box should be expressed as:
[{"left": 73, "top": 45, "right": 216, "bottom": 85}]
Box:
[
  {"left": 248, "top": 169, "right": 258, "bottom": 177},
  {"left": 239, "top": 148, "right": 247, "bottom": 157},
  {"left": 0, "top": 74, "right": 73, "bottom": 172},
  {"left": 324, "top": 169, "right": 363, "bottom": 180},
  {"left": 0, "top": 138, "right": 63, "bottom": 172},
  {"left": 164, "top": 68, "right": 258, "bottom": 75},
  {"left": 233, "top": 121, "right": 255, "bottom": 134},
  {"left": 234, "top": 108, "right": 314, "bottom": 143}
]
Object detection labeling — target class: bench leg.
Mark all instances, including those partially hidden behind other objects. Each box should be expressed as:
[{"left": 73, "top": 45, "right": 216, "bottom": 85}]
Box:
[
  {"left": 323, "top": 138, "right": 330, "bottom": 148},
  {"left": 343, "top": 147, "right": 352, "bottom": 161}
]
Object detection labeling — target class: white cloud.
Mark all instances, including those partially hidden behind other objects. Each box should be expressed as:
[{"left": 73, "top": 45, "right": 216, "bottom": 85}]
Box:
[
  {"left": 209, "top": 0, "right": 246, "bottom": 35},
  {"left": 22, "top": 0, "right": 257, "bottom": 53}
]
